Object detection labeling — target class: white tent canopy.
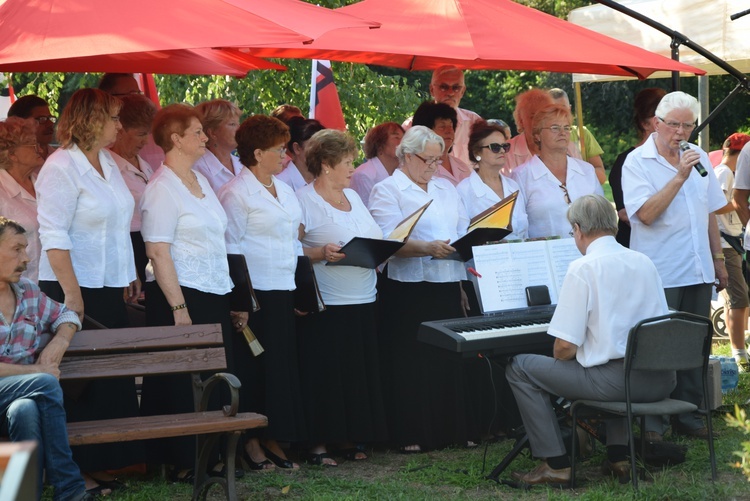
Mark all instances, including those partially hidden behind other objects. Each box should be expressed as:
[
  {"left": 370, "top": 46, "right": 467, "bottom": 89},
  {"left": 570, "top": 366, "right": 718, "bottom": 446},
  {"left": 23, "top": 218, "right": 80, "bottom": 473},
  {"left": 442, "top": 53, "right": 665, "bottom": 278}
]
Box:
[{"left": 569, "top": 0, "right": 750, "bottom": 82}]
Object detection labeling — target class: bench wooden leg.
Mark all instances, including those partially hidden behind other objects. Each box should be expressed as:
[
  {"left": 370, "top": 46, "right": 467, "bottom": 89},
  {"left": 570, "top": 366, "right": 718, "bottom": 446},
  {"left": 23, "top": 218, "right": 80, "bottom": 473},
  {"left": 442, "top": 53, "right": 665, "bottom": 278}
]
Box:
[{"left": 192, "top": 431, "right": 241, "bottom": 501}]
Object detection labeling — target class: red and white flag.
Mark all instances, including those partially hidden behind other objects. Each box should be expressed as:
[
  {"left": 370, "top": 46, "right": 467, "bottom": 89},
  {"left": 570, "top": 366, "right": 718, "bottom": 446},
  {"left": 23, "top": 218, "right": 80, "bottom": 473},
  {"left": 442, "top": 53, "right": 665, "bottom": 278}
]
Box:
[{"left": 309, "top": 59, "right": 346, "bottom": 130}]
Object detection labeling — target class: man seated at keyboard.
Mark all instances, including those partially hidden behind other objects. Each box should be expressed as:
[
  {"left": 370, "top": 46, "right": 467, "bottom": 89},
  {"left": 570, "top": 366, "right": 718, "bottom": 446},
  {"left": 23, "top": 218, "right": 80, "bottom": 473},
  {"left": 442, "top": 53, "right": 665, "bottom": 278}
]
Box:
[
  {"left": 505, "top": 195, "right": 674, "bottom": 485},
  {"left": 0, "top": 217, "right": 91, "bottom": 501}
]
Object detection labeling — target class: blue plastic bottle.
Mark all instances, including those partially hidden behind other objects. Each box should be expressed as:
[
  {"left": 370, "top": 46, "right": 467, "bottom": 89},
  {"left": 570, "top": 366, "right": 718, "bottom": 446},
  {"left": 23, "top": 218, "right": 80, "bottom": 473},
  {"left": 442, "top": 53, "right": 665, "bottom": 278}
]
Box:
[{"left": 721, "top": 357, "right": 739, "bottom": 394}]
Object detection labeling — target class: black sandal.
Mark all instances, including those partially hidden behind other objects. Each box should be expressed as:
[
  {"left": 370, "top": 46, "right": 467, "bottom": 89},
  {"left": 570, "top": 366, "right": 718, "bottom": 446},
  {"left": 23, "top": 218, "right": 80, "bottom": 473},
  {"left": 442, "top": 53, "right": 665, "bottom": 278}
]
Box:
[
  {"left": 307, "top": 452, "right": 338, "bottom": 467},
  {"left": 335, "top": 447, "right": 368, "bottom": 461},
  {"left": 241, "top": 448, "right": 275, "bottom": 471},
  {"left": 261, "top": 445, "right": 299, "bottom": 470}
]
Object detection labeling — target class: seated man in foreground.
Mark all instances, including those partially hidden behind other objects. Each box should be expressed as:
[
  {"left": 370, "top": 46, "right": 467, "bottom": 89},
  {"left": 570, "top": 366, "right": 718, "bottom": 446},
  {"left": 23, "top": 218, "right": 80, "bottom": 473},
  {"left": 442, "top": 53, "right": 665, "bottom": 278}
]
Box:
[
  {"left": 0, "top": 217, "right": 91, "bottom": 501},
  {"left": 506, "top": 195, "right": 674, "bottom": 485}
]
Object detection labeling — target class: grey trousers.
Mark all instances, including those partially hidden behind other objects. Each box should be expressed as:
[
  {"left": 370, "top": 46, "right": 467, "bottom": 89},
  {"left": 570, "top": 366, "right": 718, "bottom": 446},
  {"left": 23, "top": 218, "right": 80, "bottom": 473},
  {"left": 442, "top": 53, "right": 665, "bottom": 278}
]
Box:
[
  {"left": 506, "top": 355, "right": 675, "bottom": 458},
  {"left": 645, "top": 283, "right": 712, "bottom": 433}
]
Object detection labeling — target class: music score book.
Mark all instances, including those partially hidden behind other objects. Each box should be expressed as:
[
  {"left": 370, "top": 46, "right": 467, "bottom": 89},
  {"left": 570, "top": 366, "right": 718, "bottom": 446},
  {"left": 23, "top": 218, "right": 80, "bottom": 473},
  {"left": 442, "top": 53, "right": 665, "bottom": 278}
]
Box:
[
  {"left": 327, "top": 200, "right": 433, "bottom": 269},
  {"left": 469, "top": 238, "right": 580, "bottom": 313},
  {"left": 446, "top": 191, "right": 518, "bottom": 262}
]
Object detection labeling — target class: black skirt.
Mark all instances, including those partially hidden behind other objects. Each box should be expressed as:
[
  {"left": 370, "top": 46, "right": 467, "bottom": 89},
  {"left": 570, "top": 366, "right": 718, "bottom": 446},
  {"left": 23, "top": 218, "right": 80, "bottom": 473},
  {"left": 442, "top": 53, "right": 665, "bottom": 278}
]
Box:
[
  {"left": 234, "top": 289, "right": 307, "bottom": 443},
  {"left": 297, "top": 302, "right": 388, "bottom": 445},
  {"left": 39, "top": 281, "right": 144, "bottom": 471},
  {"left": 139, "top": 282, "right": 234, "bottom": 469},
  {"left": 377, "top": 277, "right": 483, "bottom": 450}
]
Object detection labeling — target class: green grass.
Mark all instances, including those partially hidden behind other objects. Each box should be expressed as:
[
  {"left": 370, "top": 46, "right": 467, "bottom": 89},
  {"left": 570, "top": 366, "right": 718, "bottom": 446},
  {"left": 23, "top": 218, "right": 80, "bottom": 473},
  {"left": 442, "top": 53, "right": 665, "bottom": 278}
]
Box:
[{"left": 42, "top": 339, "right": 750, "bottom": 500}]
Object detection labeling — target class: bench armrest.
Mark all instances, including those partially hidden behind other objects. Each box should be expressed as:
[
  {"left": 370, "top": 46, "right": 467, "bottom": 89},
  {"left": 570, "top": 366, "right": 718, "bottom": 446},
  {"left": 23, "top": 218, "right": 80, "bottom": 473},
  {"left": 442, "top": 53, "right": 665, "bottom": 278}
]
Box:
[{"left": 192, "top": 372, "right": 241, "bottom": 416}]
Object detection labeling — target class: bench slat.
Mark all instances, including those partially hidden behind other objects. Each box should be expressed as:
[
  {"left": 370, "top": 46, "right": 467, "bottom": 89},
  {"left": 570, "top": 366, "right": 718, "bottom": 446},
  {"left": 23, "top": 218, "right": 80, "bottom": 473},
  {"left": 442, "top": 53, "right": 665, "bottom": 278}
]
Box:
[
  {"left": 67, "top": 411, "right": 268, "bottom": 446},
  {"left": 59, "top": 348, "right": 227, "bottom": 380},
  {"left": 65, "top": 324, "right": 223, "bottom": 354}
]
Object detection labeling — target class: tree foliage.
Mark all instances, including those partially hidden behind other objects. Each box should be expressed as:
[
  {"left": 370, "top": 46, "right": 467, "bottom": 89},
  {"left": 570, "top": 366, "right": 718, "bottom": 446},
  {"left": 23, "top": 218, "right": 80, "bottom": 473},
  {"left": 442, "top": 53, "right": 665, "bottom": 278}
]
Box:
[{"left": 5, "top": 0, "right": 750, "bottom": 161}]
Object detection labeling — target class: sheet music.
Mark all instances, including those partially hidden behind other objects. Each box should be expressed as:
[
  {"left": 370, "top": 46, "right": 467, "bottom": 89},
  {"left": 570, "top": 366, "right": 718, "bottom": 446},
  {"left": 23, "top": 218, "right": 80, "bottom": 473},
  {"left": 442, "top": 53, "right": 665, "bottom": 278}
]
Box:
[{"left": 470, "top": 239, "right": 580, "bottom": 313}]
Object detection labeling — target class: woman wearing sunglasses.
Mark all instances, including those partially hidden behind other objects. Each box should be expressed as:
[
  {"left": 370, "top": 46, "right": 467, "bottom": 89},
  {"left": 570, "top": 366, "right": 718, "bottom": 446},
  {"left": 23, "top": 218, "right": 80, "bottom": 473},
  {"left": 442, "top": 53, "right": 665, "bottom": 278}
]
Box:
[
  {"left": 457, "top": 120, "right": 529, "bottom": 241},
  {"left": 510, "top": 104, "right": 603, "bottom": 239}
]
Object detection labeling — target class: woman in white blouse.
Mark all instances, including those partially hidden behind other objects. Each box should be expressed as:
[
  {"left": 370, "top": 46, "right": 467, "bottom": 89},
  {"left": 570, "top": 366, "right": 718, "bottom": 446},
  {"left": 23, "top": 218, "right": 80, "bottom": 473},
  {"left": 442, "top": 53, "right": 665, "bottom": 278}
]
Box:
[
  {"left": 297, "top": 130, "right": 388, "bottom": 466},
  {"left": 349, "top": 122, "right": 404, "bottom": 207},
  {"left": 139, "top": 104, "right": 247, "bottom": 478},
  {"left": 193, "top": 99, "right": 243, "bottom": 193},
  {"left": 35, "top": 88, "right": 141, "bottom": 490},
  {"left": 457, "top": 120, "right": 529, "bottom": 241},
  {"left": 109, "top": 94, "right": 158, "bottom": 286},
  {"left": 218, "top": 115, "right": 306, "bottom": 471},
  {"left": 510, "top": 104, "right": 603, "bottom": 239},
  {"left": 0, "top": 118, "right": 44, "bottom": 282},
  {"left": 369, "top": 126, "right": 477, "bottom": 453},
  {"left": 276, "top": 117, "right": 324, "bottom": 192}
]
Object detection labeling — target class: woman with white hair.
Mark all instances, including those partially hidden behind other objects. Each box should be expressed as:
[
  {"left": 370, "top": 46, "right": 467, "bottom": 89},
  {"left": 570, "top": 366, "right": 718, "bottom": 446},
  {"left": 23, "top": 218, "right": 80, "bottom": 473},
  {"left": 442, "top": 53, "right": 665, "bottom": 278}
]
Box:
[
  {"left": 622, "top": 91, "right": 728, "bottom": 441},
  {"left": 369, "top": 125, "right": 478, "bottom": 453}
]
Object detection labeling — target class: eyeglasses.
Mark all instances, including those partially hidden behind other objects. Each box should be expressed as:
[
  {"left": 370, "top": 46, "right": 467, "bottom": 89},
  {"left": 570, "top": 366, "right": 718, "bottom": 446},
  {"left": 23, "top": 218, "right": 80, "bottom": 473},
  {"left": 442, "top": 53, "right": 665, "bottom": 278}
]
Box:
[
  {"left": 657, "top": 117, "right": 696, "bottom": 131},
  {"left": 111, "top": 116, "right": 121, "bottom": 122},
  {"left": 111, "top": 91, "right": 144, "bottom": 97},
  {"left": 541, "top": 125, "right": 572, "bottom": 134},
  {"left": 437, "top": 83, "right": 463, "bottom": 93},
  {"left": 559, "top": 183, "right": 571, "bottom": 205},
  {"left": 33, "top": 116, "right": 56, "bottom": 124},
  {"left": 479, "top": 142, "right": 511, "bottom": 154},
  {"left": 414, "top": 153, "right": 443, "bottom": 167},
  {"left": 266, "top": 146, "right": 287, "bottom": 157},
  {"left": 13, "top": 143, "right": 43, "bottom": 155}
]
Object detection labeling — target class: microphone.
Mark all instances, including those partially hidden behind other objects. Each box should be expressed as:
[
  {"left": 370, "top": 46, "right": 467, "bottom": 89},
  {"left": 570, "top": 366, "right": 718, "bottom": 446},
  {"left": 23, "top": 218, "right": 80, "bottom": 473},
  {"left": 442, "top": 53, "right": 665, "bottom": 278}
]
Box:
[{"left": 679, "top": 140, "right": 707, "bottom": 177}]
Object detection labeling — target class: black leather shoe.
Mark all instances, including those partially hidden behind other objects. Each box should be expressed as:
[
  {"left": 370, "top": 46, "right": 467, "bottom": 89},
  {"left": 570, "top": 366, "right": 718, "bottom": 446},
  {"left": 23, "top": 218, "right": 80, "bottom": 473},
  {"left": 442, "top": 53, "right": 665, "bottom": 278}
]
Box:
[
  {"left": 601, "top": 459, "right": 630, "bottom": 484},
  {"left": 511, "top": 461, "right": 571, "bottom": 486}
]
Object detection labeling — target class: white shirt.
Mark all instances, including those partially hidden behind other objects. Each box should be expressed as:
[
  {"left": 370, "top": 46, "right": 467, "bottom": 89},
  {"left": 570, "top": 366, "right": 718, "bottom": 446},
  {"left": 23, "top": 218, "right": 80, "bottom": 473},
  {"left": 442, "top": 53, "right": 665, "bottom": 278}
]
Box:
[
  {"left": 36, "top": 145, "right": 136, "bottom": 287},
  {"left": 435, "top": 156, "right": 472, "bottom": 186},
  {"left": 623, "top": 134, "right": 727, "bottom": 288},
  {"left": 713, "top": 163, "right": 743, "bottom": 244},
  {"left": 402, "top": 107, "right": 482, "bottom": 166},
  {"left": 369, "top": 169, "right": 468, "bottom": 283},
  {"left": 456, "top": 171, "right": 529, "bottom": 241},
  {"left": 504, "top": 132, "right": 582, "bottom": 175},
  {"left": 549, "top": 236, "right": 669, "bottom": 368},
  {"left": 350, "top": 157, "right": 390, "bottom": 208},
  {"left": 276, "top": 161, "right": 310, "bottom": 192},
  {"left": 0, "top": 170, "right": 40, "bottom": 282},
  {"left": 511, "top": 155, "right": 603, "bottom": 239},
  {"left": 140, "top": 165, "right": 232, "bottom": 295},
  {"left": 109, "top": 150, "right": 154, "bottom": 232},
  {"left": 731, "top": 142, "right": 750, "bottom": 250},
  {"left": 192, "top": 149, "right": 243, "bottom": 194},
  {"left": 218, "top": 170, "right": 301, "bottom": 291},
  {"left": 298, "top": 185, "right": 381, "bottom": 305}
]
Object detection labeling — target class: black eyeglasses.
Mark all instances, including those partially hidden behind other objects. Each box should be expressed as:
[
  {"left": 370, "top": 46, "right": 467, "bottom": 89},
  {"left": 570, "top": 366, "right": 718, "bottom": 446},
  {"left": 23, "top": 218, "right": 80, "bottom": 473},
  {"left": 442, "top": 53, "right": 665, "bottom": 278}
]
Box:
[
  {"left": 479, "top": 142, "right": 510, "bottom": 154},
  {"left": 413, "top": 153, "right": 443, "bottom": 167},
  {"left": 559, "top": 183, "right": 571, "bottom": 205},
  {"left": 437, "top": 83, "right": 463, "bottom": 93},
  {"left": 34, "top": 116, "right": 56, "bottom": 124}
]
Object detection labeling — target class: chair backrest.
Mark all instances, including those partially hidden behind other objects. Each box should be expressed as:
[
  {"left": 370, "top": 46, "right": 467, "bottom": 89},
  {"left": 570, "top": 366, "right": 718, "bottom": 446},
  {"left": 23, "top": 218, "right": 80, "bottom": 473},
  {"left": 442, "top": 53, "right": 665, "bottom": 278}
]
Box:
[{"left": 624, "top": 312, "right": 712, "bottom": 373}]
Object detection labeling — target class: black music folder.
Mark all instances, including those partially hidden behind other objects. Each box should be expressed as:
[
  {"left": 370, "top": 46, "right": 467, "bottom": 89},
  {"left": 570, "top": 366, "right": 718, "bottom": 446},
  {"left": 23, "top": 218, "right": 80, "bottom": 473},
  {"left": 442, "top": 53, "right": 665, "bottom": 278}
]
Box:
[
  {"left": 227, "top": 254, "right": 260, "bottom": 313},
  {"left": 294, "top": 255, "right": 326, "bottom": 313},
  {"left": 446, "top": 191, "right": 518, "bottom": 262},
  {"left": 327, "top": 200, "right": 432, "bottom": 269}
]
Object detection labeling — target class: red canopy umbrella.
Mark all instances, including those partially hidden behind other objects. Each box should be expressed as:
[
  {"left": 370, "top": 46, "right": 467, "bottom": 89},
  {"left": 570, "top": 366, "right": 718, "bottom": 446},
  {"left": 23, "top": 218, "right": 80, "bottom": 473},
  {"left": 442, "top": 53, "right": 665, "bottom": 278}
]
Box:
[
  {"left": 0, "top": 0, "right": 377, "bottom": 71},
  {"left": 0, "top": 48, "right": 285, "bottom": 76},
  {"left": 248, "top": 0, "right": 705, "bottom": 78}
]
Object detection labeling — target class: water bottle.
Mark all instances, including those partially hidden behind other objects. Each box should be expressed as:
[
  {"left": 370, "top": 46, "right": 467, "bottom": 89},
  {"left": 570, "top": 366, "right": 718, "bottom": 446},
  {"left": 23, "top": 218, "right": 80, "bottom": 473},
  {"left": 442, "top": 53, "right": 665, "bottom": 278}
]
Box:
[{"left": 720, "top": 357, "right": 739, "bottom": 394}]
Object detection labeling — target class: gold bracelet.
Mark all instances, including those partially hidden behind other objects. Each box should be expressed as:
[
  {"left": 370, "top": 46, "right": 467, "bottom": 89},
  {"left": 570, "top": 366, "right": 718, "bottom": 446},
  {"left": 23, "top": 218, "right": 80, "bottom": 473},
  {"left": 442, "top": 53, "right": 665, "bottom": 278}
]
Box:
[
  {"left": 712, "top": 252, "right": 725, "bottom": 260},
  {"left": 170, "top": 303, "right": 187, "bottom": 311}
]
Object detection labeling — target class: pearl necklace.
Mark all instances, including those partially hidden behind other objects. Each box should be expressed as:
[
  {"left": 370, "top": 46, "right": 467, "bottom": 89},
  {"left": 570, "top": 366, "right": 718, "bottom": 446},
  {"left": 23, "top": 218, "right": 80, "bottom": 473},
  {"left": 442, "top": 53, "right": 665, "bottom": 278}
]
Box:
[{"left": 260, "top": 178, "right": 274, "bottom": 189}]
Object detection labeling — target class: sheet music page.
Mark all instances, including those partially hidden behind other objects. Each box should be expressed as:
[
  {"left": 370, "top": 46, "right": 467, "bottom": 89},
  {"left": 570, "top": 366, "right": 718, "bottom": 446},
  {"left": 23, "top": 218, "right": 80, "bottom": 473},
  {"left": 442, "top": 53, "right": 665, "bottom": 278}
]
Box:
[
  {"left": 471, "top": 238, "right": 580, "bottom": 312},
  {"left": 546, "top": 238, "right": 581, "bottom": 291}
]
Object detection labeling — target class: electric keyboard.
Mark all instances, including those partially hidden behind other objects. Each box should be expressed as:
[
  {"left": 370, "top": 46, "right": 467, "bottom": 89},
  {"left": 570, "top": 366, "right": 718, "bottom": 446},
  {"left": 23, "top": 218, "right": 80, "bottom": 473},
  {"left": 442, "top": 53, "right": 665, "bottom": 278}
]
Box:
[{"left": 418, "top": 305, "right": 555, "bottom": 357}]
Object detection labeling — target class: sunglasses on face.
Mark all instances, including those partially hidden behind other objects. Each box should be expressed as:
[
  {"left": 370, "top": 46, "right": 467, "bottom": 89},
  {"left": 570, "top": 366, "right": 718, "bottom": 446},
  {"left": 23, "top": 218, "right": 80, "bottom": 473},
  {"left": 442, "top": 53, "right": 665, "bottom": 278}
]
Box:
[{"left": 479, "top": 142, "right": 511, "bottom": 153}]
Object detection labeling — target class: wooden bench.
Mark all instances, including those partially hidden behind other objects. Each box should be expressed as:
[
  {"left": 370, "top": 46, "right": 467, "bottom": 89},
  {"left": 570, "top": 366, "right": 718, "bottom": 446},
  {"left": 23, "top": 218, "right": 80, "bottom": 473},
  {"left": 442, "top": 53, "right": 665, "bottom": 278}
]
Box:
[{"left": 59, "top": 323, "right": 267, "bottom": 501}]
